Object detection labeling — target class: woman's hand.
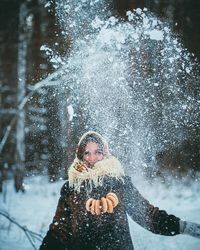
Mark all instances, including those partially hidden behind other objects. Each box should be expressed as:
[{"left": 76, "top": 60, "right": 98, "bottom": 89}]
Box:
[
  {"left": 180, "top": 220, "right": 200, "bottom": 238},
  {"left": 85, "top": 193, "right": 119, "bottom": 215},
  {"left": 74, "top": 162, "right": 88, "bottom": 172}
]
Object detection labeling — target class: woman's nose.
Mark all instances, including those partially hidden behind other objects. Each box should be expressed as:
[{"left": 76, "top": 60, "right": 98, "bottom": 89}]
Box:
[{"left": 88, "top": 154, "right": 97, "bottom": 163}]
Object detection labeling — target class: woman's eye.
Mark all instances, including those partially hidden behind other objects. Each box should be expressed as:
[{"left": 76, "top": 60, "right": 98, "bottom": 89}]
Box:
[
  {"left": 96, "top": 151, "right": 103, "bottom": 155},
  {"left": 84, "top": 151, "right": 89, "bottom": 155}
]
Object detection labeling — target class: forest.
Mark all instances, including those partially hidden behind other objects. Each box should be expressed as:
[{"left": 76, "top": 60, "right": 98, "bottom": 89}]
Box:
[{"left": 0, "top": 0, "right": 200, "bottom": 249}]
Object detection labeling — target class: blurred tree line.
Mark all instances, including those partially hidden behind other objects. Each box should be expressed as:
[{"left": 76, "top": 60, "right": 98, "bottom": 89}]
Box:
[{"left": 0, "top": 0, "right": 200, "bottom": 192}]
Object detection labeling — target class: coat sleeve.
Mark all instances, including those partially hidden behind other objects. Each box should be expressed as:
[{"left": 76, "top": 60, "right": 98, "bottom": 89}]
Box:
[
  {"left": 39, "top": 181, "right": 72, "bottom": 250},
  {"left": 123, "top": 176, "right": 180, "bottom": 236}
]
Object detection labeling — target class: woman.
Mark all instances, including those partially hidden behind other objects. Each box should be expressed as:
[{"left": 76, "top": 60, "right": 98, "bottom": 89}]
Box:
[{"left": 40, "top": 131, "right": 200, "bottom": 250}]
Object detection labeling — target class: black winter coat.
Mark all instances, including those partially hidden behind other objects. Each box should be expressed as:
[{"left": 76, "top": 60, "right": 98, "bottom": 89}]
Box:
[{"left": 40, "top": 176, "right": 180, "bottom": 250}]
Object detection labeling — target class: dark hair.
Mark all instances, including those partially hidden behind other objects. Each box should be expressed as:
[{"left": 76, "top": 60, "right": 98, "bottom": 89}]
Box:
[{"left": 77, "top": 133, "right": 105, "bottom": 160}]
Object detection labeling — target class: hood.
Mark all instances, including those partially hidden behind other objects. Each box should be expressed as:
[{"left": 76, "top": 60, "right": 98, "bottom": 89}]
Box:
[{"left": 76, "top": 131, "right": 110, "bottom": 160}]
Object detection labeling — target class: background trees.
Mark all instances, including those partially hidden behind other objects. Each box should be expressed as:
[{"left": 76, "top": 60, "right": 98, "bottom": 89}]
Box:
[{"left": 0, "top": 0, "right": 199, "bottom": 192}]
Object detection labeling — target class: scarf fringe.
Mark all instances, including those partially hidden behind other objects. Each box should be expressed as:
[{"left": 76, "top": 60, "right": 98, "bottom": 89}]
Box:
[{"left": 68, "top": 156, "right": 125, "bottom": 193}]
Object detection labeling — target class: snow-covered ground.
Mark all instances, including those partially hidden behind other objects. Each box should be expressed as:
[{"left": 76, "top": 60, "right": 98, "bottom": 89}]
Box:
[{"left": 0, "top": 175, "right": 199, "bottom": 250}]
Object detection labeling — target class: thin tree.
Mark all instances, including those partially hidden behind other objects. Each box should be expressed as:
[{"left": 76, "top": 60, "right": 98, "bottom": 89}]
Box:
[{"left": 14, "top": 2, "right": 28, "bottom": 192}]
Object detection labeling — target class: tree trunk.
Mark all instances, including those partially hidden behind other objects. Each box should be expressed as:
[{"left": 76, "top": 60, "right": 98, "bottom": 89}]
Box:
[{"left": 15, "top": 2, "right": 28, "bottom": 192}]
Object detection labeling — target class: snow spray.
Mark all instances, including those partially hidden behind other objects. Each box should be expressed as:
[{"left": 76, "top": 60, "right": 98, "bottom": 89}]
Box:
[{"left": 42, "top": 0, "right": 200, "bottom": 177}]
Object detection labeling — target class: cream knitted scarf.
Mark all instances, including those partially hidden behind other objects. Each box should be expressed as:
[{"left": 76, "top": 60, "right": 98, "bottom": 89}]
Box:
[{"left": 68, "top": 155, "right": 125, "bottom": 193}]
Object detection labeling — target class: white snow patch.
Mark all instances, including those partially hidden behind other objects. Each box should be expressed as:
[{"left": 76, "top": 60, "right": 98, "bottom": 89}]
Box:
[
  {"left": 135, "top": 8, "right": 142, "bottom": 15},
  {"left": 144, "top": 29, "right": 164, "bottom": 41}
]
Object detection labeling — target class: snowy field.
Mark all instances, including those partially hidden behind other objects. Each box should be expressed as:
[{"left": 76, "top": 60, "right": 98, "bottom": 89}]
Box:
[{"left": 0, "top": 175, "right": 200, "bottom": 250}]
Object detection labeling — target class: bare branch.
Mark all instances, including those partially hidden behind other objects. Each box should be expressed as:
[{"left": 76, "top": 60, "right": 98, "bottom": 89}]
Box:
[
  {"left": 0, "top": 210, "right": 43, "bottom": 249},
  {"left": 0, "top": 66, "right": 64, "bottom": 154}
]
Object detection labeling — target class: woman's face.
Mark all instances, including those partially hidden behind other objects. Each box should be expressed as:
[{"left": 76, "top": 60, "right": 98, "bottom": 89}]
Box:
[{"left": 83, "top": 142, "right": 104, "bottom": 167}]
